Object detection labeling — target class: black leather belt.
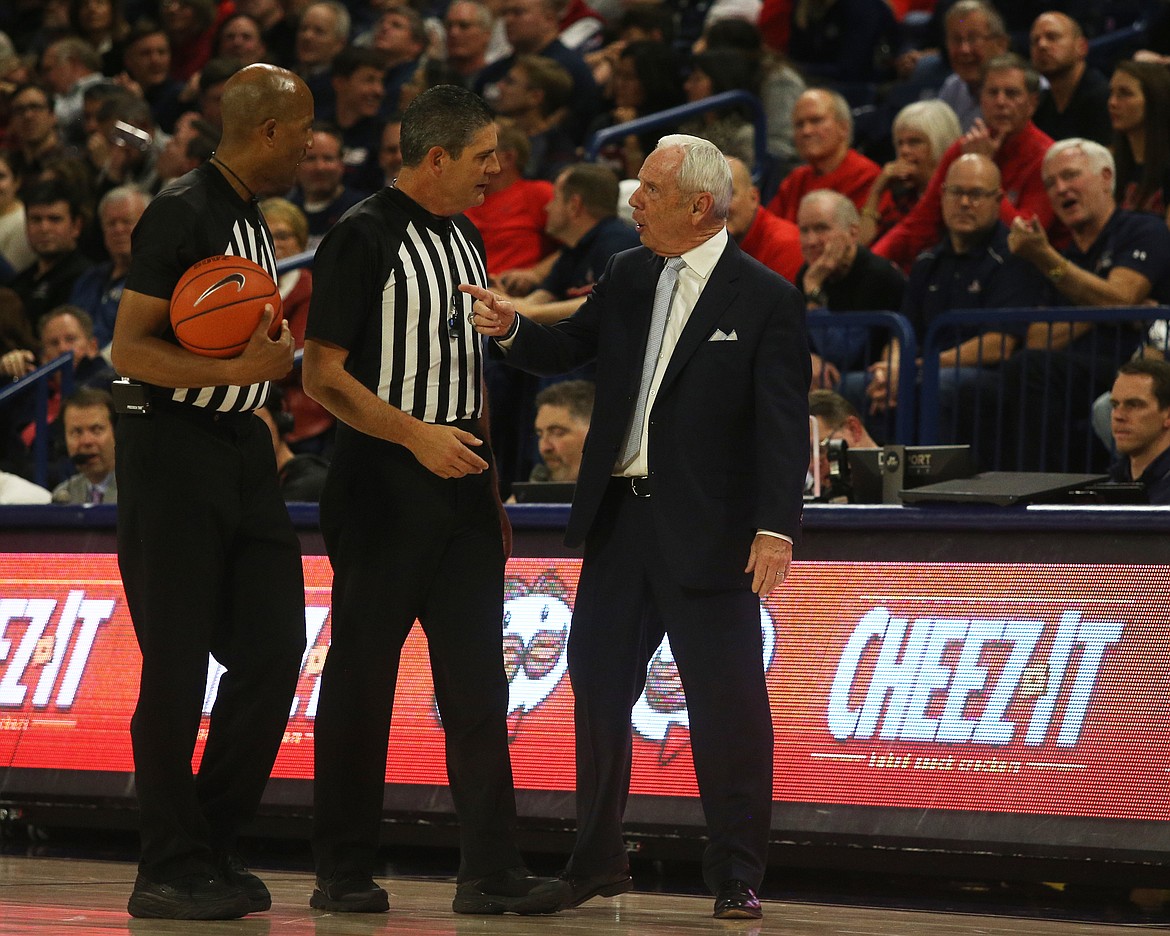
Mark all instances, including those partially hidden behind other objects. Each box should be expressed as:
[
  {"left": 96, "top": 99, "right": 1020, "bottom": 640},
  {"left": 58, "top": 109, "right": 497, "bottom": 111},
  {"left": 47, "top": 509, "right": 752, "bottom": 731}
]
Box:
[{"left": 614, "top": 475, "right": 653, "bottom": 497}]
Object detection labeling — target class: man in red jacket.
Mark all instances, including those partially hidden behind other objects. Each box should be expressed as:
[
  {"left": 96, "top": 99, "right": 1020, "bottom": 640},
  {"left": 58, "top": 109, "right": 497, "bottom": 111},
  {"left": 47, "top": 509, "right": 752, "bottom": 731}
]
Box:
[
  {"left": 873, "top": 53, "right": 1053, "bottom": 271},
  {"left": 727, "top": 156, "right": 802, "bottom": 283}
]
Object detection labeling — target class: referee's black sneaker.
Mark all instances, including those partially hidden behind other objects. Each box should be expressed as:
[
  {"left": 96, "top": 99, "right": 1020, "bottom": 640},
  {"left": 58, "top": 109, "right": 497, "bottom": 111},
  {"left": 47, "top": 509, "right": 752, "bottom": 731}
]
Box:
[
  {"left": 452, "top": 867, "right": 571, "bottom": 915},
  {"left": 309, "top": 875, "right": 390, "bottom": 913},
  {"left": 127, "top": 872, "right": 251, "bottom": 919},
  {"left": 218, "top": 854, "right": 271, "bottom": 912}
]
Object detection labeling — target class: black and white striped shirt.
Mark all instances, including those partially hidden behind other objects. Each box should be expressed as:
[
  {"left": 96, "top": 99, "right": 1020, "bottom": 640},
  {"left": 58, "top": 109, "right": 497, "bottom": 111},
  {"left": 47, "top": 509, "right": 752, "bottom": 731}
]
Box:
[
  {"left": 126, "top": 163, "right": 279, "bottom": 413},
  {"left": 306, "top": 186, "right": 486, "bottom": 423}
]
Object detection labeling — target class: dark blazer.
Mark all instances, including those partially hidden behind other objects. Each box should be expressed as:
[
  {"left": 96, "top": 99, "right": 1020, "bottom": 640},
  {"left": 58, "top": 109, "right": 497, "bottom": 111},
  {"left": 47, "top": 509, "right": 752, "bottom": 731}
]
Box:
[{"left": 505, "top": 237, "right": 811, "bottom": 589}]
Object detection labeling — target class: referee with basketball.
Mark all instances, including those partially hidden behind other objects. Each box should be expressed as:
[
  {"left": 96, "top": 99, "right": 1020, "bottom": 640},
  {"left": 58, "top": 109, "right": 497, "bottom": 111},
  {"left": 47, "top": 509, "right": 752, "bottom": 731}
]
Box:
[
  {"left": 111, "top": 64, "right": 314, "bottom": 920},
  {"left": 302, "top": 85, "right": 568, "bottom": 915}
]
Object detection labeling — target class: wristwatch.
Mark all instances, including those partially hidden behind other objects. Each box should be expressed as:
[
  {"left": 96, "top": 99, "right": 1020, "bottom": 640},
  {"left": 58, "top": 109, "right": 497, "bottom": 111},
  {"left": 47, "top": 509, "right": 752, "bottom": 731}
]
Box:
[
  {"left": 1048, "top": 260, "right": 1069, "bottom": 282},
  {"left": 806, "top": 287, "right": 826, "bottom": 306}
]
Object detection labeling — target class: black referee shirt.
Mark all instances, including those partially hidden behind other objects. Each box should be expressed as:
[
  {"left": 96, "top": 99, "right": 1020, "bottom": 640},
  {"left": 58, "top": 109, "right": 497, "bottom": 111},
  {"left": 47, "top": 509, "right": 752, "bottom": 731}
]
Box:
[
  {"left": 126, "top": 163, "right": 280, "bottom": 413},
  {"left": 306, "top": 186, "right": 487, "bottom": 424}
]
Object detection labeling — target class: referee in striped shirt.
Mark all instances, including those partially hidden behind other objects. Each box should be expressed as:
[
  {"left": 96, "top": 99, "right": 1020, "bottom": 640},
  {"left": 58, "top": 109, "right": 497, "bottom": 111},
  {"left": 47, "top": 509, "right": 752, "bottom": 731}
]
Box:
[{"left": 302, "top": 85, "right": 569, "bottom": 916}]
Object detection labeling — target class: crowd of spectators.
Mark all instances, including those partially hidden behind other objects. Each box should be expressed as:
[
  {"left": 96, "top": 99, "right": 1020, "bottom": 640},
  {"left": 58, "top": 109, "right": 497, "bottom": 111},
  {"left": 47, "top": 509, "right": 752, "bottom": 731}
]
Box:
[{"left": 1, "top": 0, "right": 1170, "bottom": 500}]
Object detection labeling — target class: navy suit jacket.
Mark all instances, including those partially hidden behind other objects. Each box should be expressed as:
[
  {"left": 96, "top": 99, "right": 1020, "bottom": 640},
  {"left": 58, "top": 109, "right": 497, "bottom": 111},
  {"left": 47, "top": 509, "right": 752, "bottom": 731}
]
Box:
[{"left": 504, "top": 237, "right": 811, "bottom": 589}]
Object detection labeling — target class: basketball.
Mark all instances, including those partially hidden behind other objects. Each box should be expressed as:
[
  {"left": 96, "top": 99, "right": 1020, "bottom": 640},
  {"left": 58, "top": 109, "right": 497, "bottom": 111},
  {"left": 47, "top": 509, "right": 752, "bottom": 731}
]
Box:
[{"left": 170, "top": 255, "right": 282, "bottom": 358}]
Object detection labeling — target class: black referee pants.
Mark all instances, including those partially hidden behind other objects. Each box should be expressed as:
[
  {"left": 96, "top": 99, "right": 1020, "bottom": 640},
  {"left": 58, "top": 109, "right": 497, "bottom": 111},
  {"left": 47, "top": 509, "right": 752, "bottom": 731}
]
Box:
[
  {"left": 312, "top": 425, "right": 523, "bottom": 883},
  {"left": 116, "top": 407, "right": 306, "bottom": 882}
]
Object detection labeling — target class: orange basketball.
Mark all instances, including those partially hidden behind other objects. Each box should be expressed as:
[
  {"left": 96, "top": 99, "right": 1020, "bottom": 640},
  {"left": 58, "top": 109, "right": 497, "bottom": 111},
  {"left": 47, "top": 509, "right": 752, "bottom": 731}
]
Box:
[{"left": 170, "top": 255, "right": 282, "bottom": 358}]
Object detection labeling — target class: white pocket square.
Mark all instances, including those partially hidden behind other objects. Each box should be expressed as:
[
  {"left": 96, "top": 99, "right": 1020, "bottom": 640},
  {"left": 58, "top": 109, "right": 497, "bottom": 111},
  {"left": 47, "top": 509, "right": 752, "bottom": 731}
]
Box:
[{"left": 709, "top": 328, "right": 738, "bottom": 342}]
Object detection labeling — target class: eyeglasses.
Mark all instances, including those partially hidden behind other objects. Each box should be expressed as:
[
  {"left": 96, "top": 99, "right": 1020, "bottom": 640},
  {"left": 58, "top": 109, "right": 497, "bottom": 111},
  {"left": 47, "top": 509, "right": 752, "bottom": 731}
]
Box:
[
  {"left": 941, "top": 185, "right": 1000, "bottom": 203},
  {"left": 11, "top": 102, "right": 49, "bottom": 115}
]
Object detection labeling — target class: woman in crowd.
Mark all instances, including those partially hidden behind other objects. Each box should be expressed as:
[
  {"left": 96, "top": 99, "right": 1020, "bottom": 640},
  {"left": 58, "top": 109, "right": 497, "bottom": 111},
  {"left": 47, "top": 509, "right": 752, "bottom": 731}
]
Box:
[
  {"left": 0, "top": 154, "right": 34, "bottom": 274},
  {"left": 585, "top": 39, "right": 682, "bottom": 180},
  {"left": 859, "top": 99, "right": 961, "bottom": 246},
  {"left": 1109, "top": 58, "right": 1170, "bottom": 225},
  {"left": 259, "top": 197, "right": 334, "bottom": 456},
  {"left": 680, "top": 49, "right": 759, "bottom": 168},
  {"left": 697, "top": 17, "right": 805, "bottom": 178},
  {"left": 69, "top": 0, "right": 130, "bottom": 76}
]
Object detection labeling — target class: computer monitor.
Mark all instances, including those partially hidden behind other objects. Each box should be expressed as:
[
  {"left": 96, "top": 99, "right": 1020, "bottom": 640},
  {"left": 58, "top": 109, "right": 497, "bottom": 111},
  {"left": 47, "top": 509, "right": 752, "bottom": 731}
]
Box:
[{"left": 847, "top": 445, "right": 974, "bottom": 504}]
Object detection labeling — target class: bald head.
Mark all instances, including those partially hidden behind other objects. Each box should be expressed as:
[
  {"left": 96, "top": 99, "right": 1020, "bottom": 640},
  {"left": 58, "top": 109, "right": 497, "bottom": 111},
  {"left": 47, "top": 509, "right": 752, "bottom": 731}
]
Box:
[
  {"left": 220, "top": 63, "right": 310, "bottom": 144},
  {"left": 725, "top": 156, "right": 759, "bottom": 238},
  {"left": 215, "top": 63, "right": 315, "bottom": 197}
]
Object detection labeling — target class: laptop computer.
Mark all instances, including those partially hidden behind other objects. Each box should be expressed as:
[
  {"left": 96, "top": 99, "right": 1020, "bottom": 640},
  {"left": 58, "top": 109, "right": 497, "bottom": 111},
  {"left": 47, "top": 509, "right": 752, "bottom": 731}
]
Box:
[
  {"left": 510, "top": 482, "right": 577, "bottom": 504},
  {"left": 899, "top": 472, "right": 1110, "bottom": 506}
]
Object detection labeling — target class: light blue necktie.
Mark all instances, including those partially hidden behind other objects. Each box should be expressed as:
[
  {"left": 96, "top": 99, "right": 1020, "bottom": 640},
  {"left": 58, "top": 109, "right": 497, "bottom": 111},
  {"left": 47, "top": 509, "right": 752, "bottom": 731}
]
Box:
[{"left": 619, "top": 256, "right": 686, "bottom": 468}]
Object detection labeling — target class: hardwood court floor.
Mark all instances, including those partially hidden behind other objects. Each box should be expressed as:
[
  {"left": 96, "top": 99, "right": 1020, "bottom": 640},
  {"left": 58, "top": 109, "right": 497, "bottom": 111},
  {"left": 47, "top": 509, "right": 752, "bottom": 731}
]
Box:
[{"left": 1, "top": 857, "right": 1167, "bottom": 936}]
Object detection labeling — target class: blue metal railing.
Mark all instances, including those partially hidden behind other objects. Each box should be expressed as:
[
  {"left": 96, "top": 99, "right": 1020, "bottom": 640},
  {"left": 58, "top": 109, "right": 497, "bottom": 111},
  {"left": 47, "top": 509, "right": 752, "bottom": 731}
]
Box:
[
  {"left": 920, "top": 306, "right": 1161, "bottom": 471},
  {"left": 0, "top": 353, "right": 75, "bottom": 488},
  {"left": 583, "top": 90, "right": 769, "bottom": 181},
  {"left": 805, "top": 310, "right": 918, "bottom": 444}
]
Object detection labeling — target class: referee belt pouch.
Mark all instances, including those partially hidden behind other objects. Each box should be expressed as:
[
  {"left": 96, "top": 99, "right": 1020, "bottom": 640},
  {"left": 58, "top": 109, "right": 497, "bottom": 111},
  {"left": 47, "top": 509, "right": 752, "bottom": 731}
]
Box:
[{"left": 111, "top": 378, "right": 152, "bottom": 416}]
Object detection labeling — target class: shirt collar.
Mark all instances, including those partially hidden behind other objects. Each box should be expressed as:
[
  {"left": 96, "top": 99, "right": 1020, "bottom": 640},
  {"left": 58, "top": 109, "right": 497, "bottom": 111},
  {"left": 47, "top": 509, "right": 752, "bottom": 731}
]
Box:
[{"left": 675, "top": 227, "right": 728, "bottom": 279}]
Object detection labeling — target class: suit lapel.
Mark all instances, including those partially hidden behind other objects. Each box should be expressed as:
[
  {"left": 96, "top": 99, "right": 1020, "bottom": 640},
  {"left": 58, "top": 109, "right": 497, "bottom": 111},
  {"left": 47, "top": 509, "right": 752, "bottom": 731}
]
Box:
[{"left": 657, "top": 240, "right": 741, "bottom": 397}]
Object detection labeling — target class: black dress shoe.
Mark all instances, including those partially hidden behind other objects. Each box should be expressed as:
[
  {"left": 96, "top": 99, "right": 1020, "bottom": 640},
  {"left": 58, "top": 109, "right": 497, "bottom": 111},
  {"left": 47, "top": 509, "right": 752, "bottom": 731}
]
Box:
[
  {"left": 560, "top": 869, "right": 633, "bottom": 909},
  {"left": 309, "top": 875, "right": 389, "bottom": 913},
  {"left": 713, "top": 879, "right": 762, "bottom": 919},
  {"left": 127, "top": 872, "right": 251, "bottom": 920},
  {"left": 452, "top": 866, "right": 570, "bottom": 914},
  {"left": 218, "top": 854, "right": 271, "bottom": 913}
]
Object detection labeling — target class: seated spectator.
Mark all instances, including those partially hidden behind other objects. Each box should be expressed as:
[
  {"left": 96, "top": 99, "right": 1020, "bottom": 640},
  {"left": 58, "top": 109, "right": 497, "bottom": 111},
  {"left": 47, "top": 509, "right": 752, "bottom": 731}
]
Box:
[
  {"left": 808, "top": 388, "right": 877, "bottom": 500},
  {"left": 0, "top": 288, "right": 36, "bottom": 357},
  {"left": 584, "top": 40, "right": 683, "bottom": 182},
  {"left": 726, "top": 155, "right": 802, "bottom": 283},
  {"left": 1005, "top": 138, "right": 1170, "bottom": 470},
  {"left": 858, "top": 100, "right": 961, "bottom": 247},
  {"left": 766, "top": 88, "right": 880, "bottom": 223},
  {"left": 697, "top": 17, "right": 805, "bottom": 179},
  {"left": 161, "top": 0, "right": 220, "bottom": 83},
  {"left": 476, "top": 0, "right": 603, "bottom": 142},
  {"left": 396, "top": 57, "right": 465, "bottom": 114},
  {"left": 1029, "top": 11, "right": 1111, "bottom": 146},
  {"left": 492, "top": 55, "right": 577, "bottom": 182},
  {"left": 154, "top": 110, "right": 217, "bottom": 191},
  {"left": 443, "top": 0, "right": 496, "bottom": 88},
  {"left": 873, "top": 54, "right": 1054, "bottom": 271},
  {"left": 40, "top": 36, "right": 106, "bottom": 144},
  {"left": 256, "top": 384, "right": 329, "bottom": 501},
  {"left": 465, "top": 119, "right": 556, "bottom": 279},
  {"left": 504, "top": 162, "right": 638, "bottom": 323},
  {"left": 6, "top": 83, "right": 72, "bottom": 191},
  {"left": 118, "top": 19, "right": 185, "bottom": 133},
  {"left": 293, "top": 1, "right": 351, "bottom": 113},
  {"left": 289, "top": 124, "right": 368, "bottom": 251},
  {"left": 83, "top": 92, "right": 162, "bottom": 196},
  {"left": 583, "top": 3, "right": 674, "bottom": 90},
  {"left": 190, "top": 56, "right": 242, "bottom": 133},
  {"left": 260, "top": 196, "right": 334, "bottom": 455},
  {"left": 1109, "top": 60, "right": 1170, "bottom": 225},
  {"left": 68, "top": 0, "right": 132, "bottom": 77},
  {"left": 0, "top": 305, "right": 115, "bottom": 483},
  {"left": 68, "top": 185, "right": 148, "bottom": 354},
  {"left": 51, "top": 386, "right": 117, "bottom": 504},
  {"left": 321, "top": 46, "right": 387, "bottom": 195},
  {"left": 0, "top": 153, "right": 36, "bottom": 273},
  {"left": 235, "top": 0, "right": 297, "bottom": 66},
  {"left": 936, "top": 0, "right": 1010, "bottom": 132},
  {"left": 786, "top": 0, "right": 899, "bottom": 84},
  {"left": 214, "top": 12, "right": 268, "bottom": 67},
  {"left": 866, "top": 154, "right": 1048, "bottom": 449},
  {"left": 378, "top": 113, "right": 402, "bottom": 186},
  {"left": 8, "top": 181, "right": 93, "bottom": 334},
  {"left": 1107, "top": 360, "right": 1170, "bottom": 504},
  {"left": 530, "top": 378, "right": 594, "bottom": 483},
  {"left": 680, "top": 49, "right": 758, "bottom": 168},
  {"left": 796, "top": 190, "right": 905, "bottom": 389},
  {"left": 370, "top": 6, "right": 427, "bottom": 113}
]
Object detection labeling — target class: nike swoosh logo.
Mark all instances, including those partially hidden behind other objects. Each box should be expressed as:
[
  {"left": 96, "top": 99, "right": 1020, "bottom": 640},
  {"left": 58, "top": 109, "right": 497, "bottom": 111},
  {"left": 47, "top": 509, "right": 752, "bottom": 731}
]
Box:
[{"left": 194, "top": 273, "right": 247, "bottom": 306}]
